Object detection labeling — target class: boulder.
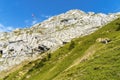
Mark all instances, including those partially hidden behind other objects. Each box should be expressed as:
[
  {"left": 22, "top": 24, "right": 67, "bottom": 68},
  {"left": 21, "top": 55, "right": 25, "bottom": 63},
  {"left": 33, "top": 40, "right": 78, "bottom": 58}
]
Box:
[{"left": 96, "top": 38, "right": 111, "bottom": 44}]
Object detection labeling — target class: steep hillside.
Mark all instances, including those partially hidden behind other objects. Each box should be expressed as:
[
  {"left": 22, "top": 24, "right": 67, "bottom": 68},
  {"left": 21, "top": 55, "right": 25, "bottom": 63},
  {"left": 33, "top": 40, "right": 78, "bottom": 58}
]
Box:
[
  {"left": 3, "top": 17, "right": 120, "bottom": 80},
  {"left": 0, "top": 9, "right": 118, "bottom": 73}
]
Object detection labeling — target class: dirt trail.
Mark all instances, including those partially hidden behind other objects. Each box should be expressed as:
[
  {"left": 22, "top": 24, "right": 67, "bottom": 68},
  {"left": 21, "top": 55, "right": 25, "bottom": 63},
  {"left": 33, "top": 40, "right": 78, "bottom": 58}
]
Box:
[{"left": 65, "top": 44, "right": 101, "bottom": 71}]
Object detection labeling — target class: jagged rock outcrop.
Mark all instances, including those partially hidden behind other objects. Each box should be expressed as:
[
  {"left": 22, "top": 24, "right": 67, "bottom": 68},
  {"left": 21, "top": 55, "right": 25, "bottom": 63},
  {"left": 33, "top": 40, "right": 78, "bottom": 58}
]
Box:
[{"left": 0, "top": 9, "right": 119, "bottom": 71}]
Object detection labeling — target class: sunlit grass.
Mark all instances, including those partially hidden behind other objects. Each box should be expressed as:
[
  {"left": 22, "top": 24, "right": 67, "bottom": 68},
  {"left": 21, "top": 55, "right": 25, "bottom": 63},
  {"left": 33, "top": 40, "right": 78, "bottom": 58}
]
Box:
[{"left": 3, "top": 18, "right": 120, "bottom": 80}]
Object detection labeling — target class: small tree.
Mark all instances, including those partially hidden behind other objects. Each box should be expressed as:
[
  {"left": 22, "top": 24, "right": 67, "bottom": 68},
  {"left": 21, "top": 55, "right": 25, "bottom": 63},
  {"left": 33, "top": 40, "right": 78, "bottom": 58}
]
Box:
[
  {"left": 47, "top": 53, "right": 51, "bottom": 60},
  {"left": 41, "top": 57, "right": 47, "bottom": 62},
  {"left": 116, "top": 23, "right": 120, "bottom": 31},
  {"left": 0, "top": 50, "right": 3, "bottom": 58},
  {"left": 0, "top": 54, "right": 2, "bottom": 58},
  {"left": 116, "top": 26, "right": 120, "bottom": 31},
  {"left": 69, "top": 41, "right": 75, "bottom": 50}
]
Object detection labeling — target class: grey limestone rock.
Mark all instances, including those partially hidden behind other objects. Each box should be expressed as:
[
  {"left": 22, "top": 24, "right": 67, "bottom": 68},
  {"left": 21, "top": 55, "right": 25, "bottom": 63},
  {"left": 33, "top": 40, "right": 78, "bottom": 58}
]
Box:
[{"left": 0, "top": 9, "right": 119, "bottom": 71}]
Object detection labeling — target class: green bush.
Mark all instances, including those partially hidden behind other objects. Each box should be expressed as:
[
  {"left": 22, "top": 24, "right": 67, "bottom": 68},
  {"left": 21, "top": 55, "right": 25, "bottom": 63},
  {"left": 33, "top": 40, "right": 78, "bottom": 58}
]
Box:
[
  {"left": 47, "top": 53, "right": 51, "bottom": 60},
  {"left": 69, "top": 41, "right": 75, "bottom": 50},
  {"left": 115, "top": 22, "right": 120, "bottom": 31}
]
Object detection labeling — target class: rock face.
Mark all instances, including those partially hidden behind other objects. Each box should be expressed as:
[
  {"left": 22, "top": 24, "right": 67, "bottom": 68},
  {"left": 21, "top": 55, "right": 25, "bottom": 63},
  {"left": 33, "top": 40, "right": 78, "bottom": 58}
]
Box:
[{"left": 0, "top": 9, "right": 119, "bottom": 71}]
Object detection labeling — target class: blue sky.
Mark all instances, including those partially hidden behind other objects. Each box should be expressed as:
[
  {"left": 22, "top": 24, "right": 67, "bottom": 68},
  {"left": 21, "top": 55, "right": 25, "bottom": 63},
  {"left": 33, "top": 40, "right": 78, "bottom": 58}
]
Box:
[{"left": 0, "top": 0, "right": 120, "bottom": 32}]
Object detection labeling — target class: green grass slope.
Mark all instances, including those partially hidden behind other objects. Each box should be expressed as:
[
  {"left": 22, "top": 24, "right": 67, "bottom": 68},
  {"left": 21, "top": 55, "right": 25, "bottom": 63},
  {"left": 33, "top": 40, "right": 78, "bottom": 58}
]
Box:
[{"left": 3, "top": 18, "right": 120, "bottom": 80}]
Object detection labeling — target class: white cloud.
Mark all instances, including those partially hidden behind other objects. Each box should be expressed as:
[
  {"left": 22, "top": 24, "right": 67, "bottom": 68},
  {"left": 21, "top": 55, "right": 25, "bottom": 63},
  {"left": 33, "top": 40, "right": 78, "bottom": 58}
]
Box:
[
  {"left": 41, "top": 15, "right": 52, "bottom": 18},
  {"left": 24, "top": 20, "right": 29, "bottom": 24},
  {"left": 24, "top": 19, "right": 38, "bottom": 26},
  {"left": 31, "top": 20, "right": 37, "bottom": 25},
  {"left": 115, "top": 8, "right": 120, "bottom": 12},
  {"left": 0, "top": 23, "right": 15, "bottom": 32},
  {"left": 24, "top": 14, "right": 52, "bottom": 26}
]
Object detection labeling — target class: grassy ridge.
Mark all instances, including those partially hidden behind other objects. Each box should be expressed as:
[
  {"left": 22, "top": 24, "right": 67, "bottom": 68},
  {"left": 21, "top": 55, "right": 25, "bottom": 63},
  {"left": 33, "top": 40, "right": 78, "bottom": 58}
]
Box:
[{"left": 3, "top": 18, "right": 120, "bottom": 80}]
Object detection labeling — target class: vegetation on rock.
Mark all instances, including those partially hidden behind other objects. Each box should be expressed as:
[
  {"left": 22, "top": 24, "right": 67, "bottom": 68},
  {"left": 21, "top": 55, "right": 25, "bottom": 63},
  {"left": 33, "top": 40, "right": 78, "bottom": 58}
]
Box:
[{"left": 3, "top": 17, "right": 120, "bottom": 80}]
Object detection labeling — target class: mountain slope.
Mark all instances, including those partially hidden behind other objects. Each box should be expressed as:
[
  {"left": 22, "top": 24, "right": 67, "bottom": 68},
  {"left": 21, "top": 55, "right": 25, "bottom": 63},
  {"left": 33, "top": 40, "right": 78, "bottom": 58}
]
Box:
[
  {"left": 0, "top": 9, "right": 118, "bottom": 73},
  {"left": 3, "top": 17, "right": 120, "bottom": 80}
]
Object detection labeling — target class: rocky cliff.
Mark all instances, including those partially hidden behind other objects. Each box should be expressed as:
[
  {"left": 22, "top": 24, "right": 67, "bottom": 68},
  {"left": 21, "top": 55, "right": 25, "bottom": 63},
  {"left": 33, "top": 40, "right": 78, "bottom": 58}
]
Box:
[{"left": 0, "top": 10, "right": 119, "bottom": 71}]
